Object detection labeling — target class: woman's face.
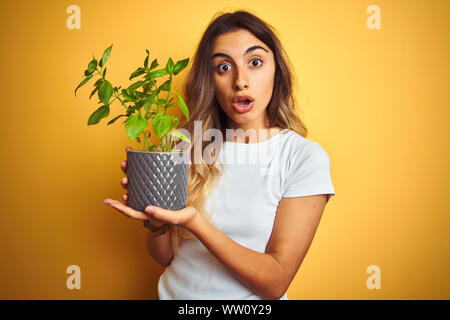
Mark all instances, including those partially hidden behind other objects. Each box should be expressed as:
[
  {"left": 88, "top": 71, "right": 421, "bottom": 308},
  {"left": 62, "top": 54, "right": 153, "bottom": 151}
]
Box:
[{"left": 211, "top": 28, "right": 276, "bottom": 131}]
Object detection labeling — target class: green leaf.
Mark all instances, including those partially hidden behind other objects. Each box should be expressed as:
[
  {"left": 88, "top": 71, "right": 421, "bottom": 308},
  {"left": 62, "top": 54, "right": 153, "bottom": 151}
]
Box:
[
  {"left": 159, "top": 79, "right": 171, "bottom": 92},
  {"left": 144, "top": 49, "right": 150, "bottom": 68},
  {"left": 129, "top": 67, "right": 146, "bottom": 80},
  {"left": 99, "top": 44, "right": 113, "bottom": 68},
  {"left": 88, "top": 78, "right": 103, "bottom": 99},
  {"left": 89, "top": 86, "right": 98, "bottom": 99},
  {"left": 173, "top": 58, "right": 189, "bottom": 75},
  {"left": 135, "top": 91, "right": 144, "bottom": 99},
  {"left": 121, "top": 89, "right": 135, "bottom": 102},
  {"left": 125, "top": 113, "right": 148, "bottom": 141},
  {"left": 74, "top": 74, "right": 94, "bottom": 96},
  {"left": 103, "top": 67, "right": 107, "bottom": 77},
  {"left": 98, "top": 80, "right": 113, "bottom": 105},
  {"left": 166, "top": 57, "right": 174, "bottom": 74},
  {"left": 143, "top": 82, "right": 151, "bottom": 93},
  {"left": 126, "top": 105, "right": 135, "bottom": 115},
  {"left": 150, "top": 58, "right": 159, "bottom": 70},
  {"left": 135, "top": 100, "right": 144, "bottom": 109},
  {"left": 155, "top": 98, "right": 166, "bottom": 105},
  {"left": 170, "top": 129, "right": 191, "bottom": 143},
  {"left": 88, "top": 58, "right": 97, "bottom": 74},
  {"left": 175, "top": 91, "right": 189, "bottom": 121},
  {"left": 148, "top": 69, "right": 167, "bottom": 78},
  {"left": 94, "top": 78, "right": 104, "bottom": 87},
  {"left": 107, "top": 114, "right": 126, "bottom": 125},
  {"left": 128, "top": 80, "right": 145, "bottom": 92},
  {"left": 152, "top": 113, "right": 171, "bottom": 139},
  {"left": 87, "top": 105, "right": 110, "bottom": 125},
  {"left": 142, "top": 97, "right": 153, "bottom": 113}
]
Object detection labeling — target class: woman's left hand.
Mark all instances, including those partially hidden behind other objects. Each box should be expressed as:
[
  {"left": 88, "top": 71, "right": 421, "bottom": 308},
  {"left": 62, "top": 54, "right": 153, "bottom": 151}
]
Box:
[{"left": 103, "top": 198, "right": 200, "bottom": 230}]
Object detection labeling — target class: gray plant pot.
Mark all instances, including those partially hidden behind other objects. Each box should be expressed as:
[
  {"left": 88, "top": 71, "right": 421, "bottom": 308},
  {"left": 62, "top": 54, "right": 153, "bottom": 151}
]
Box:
[{"left": 126, "top": 149, "right": 190, "bottom": 216}]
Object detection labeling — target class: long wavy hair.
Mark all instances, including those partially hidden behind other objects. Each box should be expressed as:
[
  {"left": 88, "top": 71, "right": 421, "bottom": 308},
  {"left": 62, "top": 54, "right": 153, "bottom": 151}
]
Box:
[{"left": 170, "top": 9, "right": 308, "bottom": 252}]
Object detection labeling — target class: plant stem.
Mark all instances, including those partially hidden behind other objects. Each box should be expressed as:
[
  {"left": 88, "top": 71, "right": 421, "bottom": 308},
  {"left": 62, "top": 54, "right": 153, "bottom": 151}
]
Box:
[
  {"left": 144, "top": 132, "right": 152, "bottom": 151},
  {"left": 93, "top": 68, "right": 128, "bottom": 111},
  {"left": 161, "top": 74, "right": 173, "bottom": 152},
  {"left": 142, "top": 132, "right": 148, "bottom": 151},
  {"left": 152, "top": 79, "right": 161, "bottom": 115},
  {"left": 170, "top": 132, "right": 176, "bottom": 151},
  {"left": 108, "top": 95, "right": 118, "bottom": 105},
  {"left": 113, "top": 92, "right": 128, "bottom": 110},
  {"left": 162, "top": 135, "right": 167, "bottom": 152},
  {"left": 165, "top": 74, "right": 172, "bottom": 103}
]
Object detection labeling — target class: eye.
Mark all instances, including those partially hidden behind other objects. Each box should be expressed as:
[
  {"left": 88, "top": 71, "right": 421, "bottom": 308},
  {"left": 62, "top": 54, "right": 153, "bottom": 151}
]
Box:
[
  {"left": 217, "top": 63, "right": 231, "bottom": 73},
  {"left": 216, "top": 58, "right": 263, "bottom": 73},
  {"left": 250, "top": 58, "right": 263, "bottom": 67}
]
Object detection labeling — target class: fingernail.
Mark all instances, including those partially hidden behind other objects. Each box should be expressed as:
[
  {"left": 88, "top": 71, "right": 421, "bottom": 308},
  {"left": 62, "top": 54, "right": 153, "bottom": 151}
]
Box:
[
  {"left": 146, "top": 207, "right": 154, "bottom": 213},
  {"left": 104, "top": 199, "right": 112, "bottom": 205}
]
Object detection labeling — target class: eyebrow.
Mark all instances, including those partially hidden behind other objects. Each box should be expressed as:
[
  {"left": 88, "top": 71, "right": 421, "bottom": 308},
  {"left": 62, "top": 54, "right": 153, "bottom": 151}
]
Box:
[{"left": 211, "top": 45, "right": 269, "bottom": 60}]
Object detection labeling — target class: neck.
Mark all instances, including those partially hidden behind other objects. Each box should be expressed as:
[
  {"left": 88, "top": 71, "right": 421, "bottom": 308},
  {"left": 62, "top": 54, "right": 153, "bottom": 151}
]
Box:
[{"left": 225, "top": 118, "right": 282, "bottom": 144}]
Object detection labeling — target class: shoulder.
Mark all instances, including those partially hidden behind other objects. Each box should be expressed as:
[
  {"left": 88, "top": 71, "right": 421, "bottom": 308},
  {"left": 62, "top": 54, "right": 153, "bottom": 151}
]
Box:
[
  {"left": 276, "top": 131, "right": 331, "bottom": 181},
  {"left": 280, "top": 130, "right": 328, "bottom": 160}
]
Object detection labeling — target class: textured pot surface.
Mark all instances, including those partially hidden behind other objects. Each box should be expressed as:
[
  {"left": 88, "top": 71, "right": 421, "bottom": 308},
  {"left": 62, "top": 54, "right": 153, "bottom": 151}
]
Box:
[{"left": 126, "top": 150, "right": 190, "bottom": 213}]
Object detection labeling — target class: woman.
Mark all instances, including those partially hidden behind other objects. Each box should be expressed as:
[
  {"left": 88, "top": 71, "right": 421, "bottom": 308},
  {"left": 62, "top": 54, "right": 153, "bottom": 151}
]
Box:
[{"left": 103, "top": 10, "right": 335, "bottom": 300}]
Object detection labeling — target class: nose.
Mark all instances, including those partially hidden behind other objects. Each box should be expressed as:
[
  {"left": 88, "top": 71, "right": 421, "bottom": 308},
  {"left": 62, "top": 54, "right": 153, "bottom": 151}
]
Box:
[{"left": 234, "top": 66, "right": 249, "bottom": 90}]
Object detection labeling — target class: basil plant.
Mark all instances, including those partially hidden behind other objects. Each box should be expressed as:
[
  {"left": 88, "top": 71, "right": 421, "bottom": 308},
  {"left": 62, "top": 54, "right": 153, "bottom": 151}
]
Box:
[{"left": 75, "top": 44, "right": 191, "bottom": 152}]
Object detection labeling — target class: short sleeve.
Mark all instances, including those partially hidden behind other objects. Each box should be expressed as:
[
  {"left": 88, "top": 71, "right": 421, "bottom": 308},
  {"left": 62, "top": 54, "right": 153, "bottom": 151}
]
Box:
[{"left": 283, "top": 142, "right": 335, "bottom": 203}]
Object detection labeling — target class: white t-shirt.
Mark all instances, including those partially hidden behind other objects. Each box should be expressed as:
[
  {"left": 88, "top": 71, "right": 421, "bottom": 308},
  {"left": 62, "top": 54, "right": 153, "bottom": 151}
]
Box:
[{"left": 158, "top": 129, "right": 335, "bottom": 299}]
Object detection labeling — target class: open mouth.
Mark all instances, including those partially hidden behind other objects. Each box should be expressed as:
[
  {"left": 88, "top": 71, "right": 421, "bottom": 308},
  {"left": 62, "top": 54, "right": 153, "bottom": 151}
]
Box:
[
  {"left": 235, "top": 99, "right": 252, "bottom": 106},
  {"left": 232, "top": 99, "right": 254, "bottom": 113}
]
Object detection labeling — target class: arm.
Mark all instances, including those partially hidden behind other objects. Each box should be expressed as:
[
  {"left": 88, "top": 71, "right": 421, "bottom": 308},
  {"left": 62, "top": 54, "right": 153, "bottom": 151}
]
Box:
[
  {"left": 148, "top": 194, "right": 329, "bottom": 299},
  {"left": 189, "top": 194, "right": 327, "bottom": 299},
  {"left": 146, "top": 228, "right": 173, "bottom": 267},
  {"left": 187, "top": 214, "right": 284, "bottom": 299}
]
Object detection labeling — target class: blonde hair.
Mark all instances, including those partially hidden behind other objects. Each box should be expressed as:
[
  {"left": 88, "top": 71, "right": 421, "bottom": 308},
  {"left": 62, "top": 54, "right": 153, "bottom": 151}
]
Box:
[{"left": 170, "top": 10, "right": 308, "bottom": 252}]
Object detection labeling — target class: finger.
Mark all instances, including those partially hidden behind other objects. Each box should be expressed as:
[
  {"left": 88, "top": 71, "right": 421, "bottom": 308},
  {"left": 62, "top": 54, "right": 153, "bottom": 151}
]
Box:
[
  {"left": 121, "top": 160, "right": 127, "bottom": 174},
  {"left": 103, "top": 199, "right": 149, "bottom": 220},
  {"left": 122, "top": 193, "right": 128, "bottom": 202},
  {"left": 122, "top": 146, "right": 133, "bottom": 173},
  {"left": 121, "top": 177, "right": 128, "bottom": 189}
]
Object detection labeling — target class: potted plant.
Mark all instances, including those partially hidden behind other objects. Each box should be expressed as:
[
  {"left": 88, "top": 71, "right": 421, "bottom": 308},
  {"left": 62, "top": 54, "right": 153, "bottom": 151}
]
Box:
[{"left": 74, "top": 44, "right": 191, "bottom": 219}]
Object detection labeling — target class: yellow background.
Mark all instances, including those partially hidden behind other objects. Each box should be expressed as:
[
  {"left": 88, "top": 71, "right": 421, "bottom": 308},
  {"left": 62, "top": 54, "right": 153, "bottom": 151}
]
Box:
[{"left": 0, "top": 0, "right": 448, "bottom": 299}]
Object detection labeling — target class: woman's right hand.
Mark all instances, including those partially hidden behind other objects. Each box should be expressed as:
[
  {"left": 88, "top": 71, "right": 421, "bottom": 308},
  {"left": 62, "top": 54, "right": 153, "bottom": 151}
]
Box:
[{"left": 121, "top": 146, "right": 167, "bottom": 228}]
